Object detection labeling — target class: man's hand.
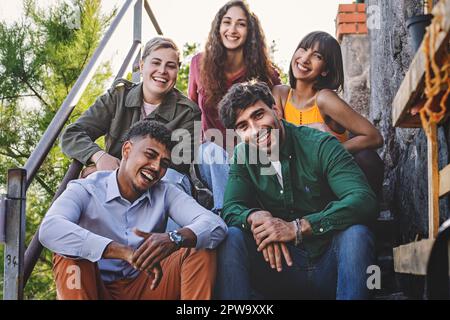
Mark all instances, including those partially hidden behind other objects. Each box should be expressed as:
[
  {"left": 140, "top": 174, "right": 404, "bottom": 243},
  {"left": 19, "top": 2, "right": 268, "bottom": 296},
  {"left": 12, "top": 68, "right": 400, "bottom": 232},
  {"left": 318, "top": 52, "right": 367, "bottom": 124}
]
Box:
[
  {"left": 91, "top": 151, "right": 120, "bottom": 171},
  {"left": 247, "top": 211, "right": 295, "bottom": 272},
  {"left": 261, "top": 242, "right": 292, "bottom": 272},
  {"left": 131, "top": 229, "right": 179, "bottom": 291},
  {"left": 132, "top": 229, "right": 178, "bottom": 271},
  {"left": 254, "top": 218, "right": 297, "bottom": 250},
  {"left": 247, "top": 210, "right": 272, "bottom": 232},
  {"left": 147, "top": 262, "right": 163, "bottom": 290}
]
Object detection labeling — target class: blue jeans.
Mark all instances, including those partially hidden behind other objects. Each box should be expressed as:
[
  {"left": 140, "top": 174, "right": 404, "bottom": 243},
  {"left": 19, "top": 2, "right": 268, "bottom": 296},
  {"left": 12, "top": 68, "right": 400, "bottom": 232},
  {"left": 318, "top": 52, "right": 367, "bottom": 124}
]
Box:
[
  {"left": 162, "top": 168, "right": 192, "bottom": 231},
  {"left": 215, "top": 225, "right": 375, "bottom": 300},
  {"left": 197, "top": 141, "right": 230, "bottom": 214}
]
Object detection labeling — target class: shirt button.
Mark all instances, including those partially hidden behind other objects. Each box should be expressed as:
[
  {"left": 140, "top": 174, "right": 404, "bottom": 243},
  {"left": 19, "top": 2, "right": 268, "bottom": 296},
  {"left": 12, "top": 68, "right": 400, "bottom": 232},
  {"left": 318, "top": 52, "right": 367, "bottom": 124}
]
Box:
[
  {"left": 242, "top": 224, "right": 246, "bottom": 228},
  {"left": 280, "top": 190, "right": 284, "bottom": 194},
  {"left": 319, "top": 228, "right": 324, "bottom": 233},
  {"left": 289, "top": 155, "right": 292, "bottom": 159}
]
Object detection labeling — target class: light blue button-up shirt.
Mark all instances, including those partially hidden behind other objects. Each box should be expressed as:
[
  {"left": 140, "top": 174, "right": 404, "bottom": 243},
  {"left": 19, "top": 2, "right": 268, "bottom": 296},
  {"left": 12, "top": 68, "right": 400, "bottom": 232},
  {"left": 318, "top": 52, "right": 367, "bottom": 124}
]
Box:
[{"left": 39, "top": 170, "right": 227, "bottom": 282}]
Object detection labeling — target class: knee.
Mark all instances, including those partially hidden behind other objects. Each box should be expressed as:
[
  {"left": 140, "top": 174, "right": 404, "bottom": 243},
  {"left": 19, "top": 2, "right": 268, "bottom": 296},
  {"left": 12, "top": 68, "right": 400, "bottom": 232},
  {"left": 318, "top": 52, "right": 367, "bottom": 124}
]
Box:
[
  {"left": 218, "top": 227, "right": 247, "bottom": 257},
  {"left": 336, "top": 225, "right": 375, "bottom": 253},
  {"left": 191, "top": 249, "right": 216, "bottom": 268},
  {"left": 353, "top": 149, "right": 384, "bottom": 174}
]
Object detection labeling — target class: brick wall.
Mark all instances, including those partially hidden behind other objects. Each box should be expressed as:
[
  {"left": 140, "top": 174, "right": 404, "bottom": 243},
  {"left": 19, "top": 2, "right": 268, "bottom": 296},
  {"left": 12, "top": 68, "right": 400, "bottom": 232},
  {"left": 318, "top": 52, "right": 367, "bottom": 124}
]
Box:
[{"left": 336, "top": 3, "right": 367, "bottom": 42}]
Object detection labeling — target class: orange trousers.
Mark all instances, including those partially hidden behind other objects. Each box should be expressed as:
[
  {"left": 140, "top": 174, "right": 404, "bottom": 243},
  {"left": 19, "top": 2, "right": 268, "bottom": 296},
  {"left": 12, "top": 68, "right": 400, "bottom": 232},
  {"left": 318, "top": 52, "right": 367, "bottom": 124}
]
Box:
[{"left": 53, "top": 248, "right": 216, "bottom": 300}]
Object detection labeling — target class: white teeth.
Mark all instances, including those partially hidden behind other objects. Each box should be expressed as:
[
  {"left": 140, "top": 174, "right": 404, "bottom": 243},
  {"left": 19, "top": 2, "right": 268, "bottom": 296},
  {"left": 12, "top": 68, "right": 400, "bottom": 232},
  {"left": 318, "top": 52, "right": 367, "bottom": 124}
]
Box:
[
  {"left": 153, "top": 77, "right": 167, "bottom": 83},
  {"left": 297, "top": 64, "right": 309, "bottom": 72},
  {"left": 141, "top": 171, "right": 154, "bottom": 181},
  {"left": 257, "top": 131, "right": 269, "bottom": 143},
  {"left": 226, "top": 35, "right": 239, "bottom": 41}
]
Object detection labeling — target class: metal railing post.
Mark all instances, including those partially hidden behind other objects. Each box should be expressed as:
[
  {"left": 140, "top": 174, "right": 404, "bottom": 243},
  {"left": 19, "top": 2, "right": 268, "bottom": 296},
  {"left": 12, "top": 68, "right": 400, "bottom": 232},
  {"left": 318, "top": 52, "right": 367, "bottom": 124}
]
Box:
[
  {"left": 132, "top": 0, "right": 143, "bottom": 83},
  {"left": 3, "top": 169, "right": 27, "bottom": 300}
]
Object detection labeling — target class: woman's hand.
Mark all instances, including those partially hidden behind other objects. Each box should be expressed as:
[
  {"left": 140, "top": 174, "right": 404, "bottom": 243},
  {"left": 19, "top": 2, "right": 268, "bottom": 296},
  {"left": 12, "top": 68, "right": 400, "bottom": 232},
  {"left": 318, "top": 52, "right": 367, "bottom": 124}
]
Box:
[{"left": 91, "top": 151, "right": 120, "bottom": 171}]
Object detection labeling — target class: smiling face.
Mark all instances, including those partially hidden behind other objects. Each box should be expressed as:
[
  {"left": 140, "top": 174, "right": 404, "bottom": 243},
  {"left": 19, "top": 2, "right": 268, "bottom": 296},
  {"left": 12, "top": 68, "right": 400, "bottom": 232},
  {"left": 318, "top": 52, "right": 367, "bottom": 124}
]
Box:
[
  {"left": 291, "top": 42, "right": 328, "bottom": 84},
  {"left": 219, "top": 5, "right": 248, "bottom": 51},
  {"left": 119, "top": 136, "right": 171, "bottom": 200},
  {"left": 234, "top": 100, "right": 283, "bottom": 156},
  {"left": 140, "top": 47, "right": 179, "bottom": 103}
]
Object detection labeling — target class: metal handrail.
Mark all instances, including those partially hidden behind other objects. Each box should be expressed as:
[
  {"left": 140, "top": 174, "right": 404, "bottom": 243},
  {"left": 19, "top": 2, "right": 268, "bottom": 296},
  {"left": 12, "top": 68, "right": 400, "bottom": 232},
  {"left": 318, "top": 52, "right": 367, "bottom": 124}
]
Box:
[{"left": 3, "top": 0, "right": 163, "bottom": 299}]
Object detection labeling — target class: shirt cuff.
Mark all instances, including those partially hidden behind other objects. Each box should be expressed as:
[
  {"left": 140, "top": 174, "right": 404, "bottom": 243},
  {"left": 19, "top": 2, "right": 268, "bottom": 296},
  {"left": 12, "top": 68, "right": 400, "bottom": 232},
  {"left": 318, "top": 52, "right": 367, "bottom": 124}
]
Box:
[
  {"left": 303, "top": 212, "right": 332, "bottom": 236},
  {"left": 83, "top": 145, "right": 103, "bottom": 165},
  {"left": 239, "top": 208, "right": 262, "bottom": 230},
  {"left": 185, "top": 219, "right": 227, "bottom": 250},
  {"left": 80, "top": 232, "right": 113, "bottom": 262}
]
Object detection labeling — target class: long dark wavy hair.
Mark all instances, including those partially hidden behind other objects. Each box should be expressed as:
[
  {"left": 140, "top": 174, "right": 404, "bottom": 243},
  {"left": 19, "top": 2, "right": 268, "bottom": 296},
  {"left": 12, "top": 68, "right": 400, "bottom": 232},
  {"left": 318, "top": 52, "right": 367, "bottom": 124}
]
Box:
[{"left": 200, "top": 0, "right": 277, "bottom": 108}]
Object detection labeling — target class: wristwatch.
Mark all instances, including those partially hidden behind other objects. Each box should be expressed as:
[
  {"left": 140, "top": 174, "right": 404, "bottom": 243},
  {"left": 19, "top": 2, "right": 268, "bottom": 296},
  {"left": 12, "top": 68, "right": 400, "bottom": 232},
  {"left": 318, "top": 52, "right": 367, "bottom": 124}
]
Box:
[{"left": 168, "top": 230, "right": 184, "bottom": 249}]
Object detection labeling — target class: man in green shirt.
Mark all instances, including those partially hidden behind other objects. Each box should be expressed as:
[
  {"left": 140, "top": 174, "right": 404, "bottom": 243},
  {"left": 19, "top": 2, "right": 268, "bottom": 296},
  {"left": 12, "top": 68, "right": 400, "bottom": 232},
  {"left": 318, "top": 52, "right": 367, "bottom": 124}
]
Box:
[{"left": 215, "top": 81, "right": 377, "bottom": 299}]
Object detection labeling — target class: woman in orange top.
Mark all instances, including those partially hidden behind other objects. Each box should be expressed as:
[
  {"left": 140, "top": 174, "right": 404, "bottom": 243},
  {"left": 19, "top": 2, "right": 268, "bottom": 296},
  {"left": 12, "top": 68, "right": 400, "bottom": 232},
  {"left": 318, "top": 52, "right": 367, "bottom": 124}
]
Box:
[{"left": 273, "top": 31, "right": 384, "bottom": 195}]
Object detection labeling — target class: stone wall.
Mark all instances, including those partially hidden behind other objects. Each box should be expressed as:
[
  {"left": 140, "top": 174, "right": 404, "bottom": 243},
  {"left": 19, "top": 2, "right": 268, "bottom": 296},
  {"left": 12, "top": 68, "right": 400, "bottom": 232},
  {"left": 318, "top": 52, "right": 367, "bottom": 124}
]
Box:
[
  {"left": 366, "top": 0, "right": 449, "bottom": 245},
  {"left": 341, "top": 34, "right": 371, "bottom": 119}
]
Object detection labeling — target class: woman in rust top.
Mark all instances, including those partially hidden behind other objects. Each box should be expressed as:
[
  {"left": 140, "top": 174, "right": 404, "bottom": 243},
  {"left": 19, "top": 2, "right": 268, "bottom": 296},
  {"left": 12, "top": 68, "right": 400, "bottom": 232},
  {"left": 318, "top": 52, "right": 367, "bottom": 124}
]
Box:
[{"left": 188, "top": 0, "right": 280, "bottom": 213}]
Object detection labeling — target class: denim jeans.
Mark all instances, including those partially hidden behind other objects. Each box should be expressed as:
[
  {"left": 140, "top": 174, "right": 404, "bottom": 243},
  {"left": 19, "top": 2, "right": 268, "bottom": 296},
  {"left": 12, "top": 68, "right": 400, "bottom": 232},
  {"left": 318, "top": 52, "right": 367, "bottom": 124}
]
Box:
[
  {"left": 215, "top": 225, "right": 375, "bottom": 300},
  {"left": 162, "top": 168, "right": 192, "bottom": 231},
  {"left": 197, "top": 141, "right": 230, "bottom": 214}
]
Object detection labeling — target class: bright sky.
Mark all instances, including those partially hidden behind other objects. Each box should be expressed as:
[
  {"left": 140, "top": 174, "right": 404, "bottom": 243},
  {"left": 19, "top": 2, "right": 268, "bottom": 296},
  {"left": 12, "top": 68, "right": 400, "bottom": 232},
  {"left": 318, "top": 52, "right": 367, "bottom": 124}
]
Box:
[{"left": 0, "top": 0, "right": 352, "bottom": 75}]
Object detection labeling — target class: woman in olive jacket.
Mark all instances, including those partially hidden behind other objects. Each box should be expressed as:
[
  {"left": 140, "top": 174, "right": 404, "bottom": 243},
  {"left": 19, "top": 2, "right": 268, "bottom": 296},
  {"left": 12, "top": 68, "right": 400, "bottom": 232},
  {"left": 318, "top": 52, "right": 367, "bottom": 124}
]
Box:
[{"left": 61, "top": 37, "right": 201, "bottom": 194}]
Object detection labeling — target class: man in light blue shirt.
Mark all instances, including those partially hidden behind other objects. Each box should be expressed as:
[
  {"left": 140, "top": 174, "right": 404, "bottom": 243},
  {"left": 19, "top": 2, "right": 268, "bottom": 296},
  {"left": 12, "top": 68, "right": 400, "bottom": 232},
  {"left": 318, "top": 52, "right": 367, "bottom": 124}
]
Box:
[{"left": 39, "top": 120, "right": 227, "bottom": 300}]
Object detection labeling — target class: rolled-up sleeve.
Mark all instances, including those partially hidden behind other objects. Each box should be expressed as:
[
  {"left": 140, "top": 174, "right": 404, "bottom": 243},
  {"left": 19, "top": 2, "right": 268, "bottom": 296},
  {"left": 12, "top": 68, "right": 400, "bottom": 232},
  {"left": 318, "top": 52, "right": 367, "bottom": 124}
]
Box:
[
  {"left": 38, "top": 182, "right": 113, "bottom": 262},
  {"left": 165, "top": 185, "right": 227, "bottom": 249}
]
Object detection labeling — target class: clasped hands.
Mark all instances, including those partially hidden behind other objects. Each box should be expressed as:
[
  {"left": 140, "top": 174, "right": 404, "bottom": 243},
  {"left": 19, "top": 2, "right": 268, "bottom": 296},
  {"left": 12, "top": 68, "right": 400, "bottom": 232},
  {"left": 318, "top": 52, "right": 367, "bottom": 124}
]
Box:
[
  {"left": 104, "top": 229, "right": 178, "bottom": 290},
  {"left": 247, "top": 210, "right": 311, "bottom": 272}
]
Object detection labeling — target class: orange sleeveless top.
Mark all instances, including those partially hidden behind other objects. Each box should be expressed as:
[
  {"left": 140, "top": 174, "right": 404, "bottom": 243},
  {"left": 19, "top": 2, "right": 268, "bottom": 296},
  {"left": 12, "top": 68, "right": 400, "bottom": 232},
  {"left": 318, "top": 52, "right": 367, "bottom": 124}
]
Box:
[{"left": 284, "top": 89, "right": 348, "bottom": 143}]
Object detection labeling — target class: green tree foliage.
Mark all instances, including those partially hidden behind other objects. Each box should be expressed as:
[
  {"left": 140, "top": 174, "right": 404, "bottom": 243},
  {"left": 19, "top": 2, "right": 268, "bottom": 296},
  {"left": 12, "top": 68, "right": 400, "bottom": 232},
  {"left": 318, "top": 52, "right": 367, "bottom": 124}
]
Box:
[
  {"left": 176, "top": 42, "right": 200, "bottom": 95},
  {"left": 0, "top": 0, "right": 116, "bottom": 299}
]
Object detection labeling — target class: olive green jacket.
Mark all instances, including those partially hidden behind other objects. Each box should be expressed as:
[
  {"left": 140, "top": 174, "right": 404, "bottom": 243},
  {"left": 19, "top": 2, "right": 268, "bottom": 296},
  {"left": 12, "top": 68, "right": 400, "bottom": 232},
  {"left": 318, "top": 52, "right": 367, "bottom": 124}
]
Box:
[{"left": 61, "top": 79, "right": 201, "bottom": 174}]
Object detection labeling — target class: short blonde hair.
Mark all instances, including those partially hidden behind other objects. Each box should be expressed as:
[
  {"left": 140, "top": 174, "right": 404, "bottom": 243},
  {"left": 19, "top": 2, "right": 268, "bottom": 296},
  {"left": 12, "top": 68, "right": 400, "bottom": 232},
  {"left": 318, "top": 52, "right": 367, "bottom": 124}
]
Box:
[{"left": 141, "top": 37, "right": 180, "bottom": 64}]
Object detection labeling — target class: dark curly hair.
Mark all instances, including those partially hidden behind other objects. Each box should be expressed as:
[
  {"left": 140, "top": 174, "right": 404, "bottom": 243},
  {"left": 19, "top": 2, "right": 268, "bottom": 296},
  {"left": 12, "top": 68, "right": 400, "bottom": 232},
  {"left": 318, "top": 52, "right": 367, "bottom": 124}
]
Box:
[
  {"left": 122, "top": 120, "right": 174, "bottom": 152},
  {"left": 219, "top": 80, "right": 275, "bottom": 129},
  {"left": 200, "top": 0, "right": 277, "bottom": 108}
]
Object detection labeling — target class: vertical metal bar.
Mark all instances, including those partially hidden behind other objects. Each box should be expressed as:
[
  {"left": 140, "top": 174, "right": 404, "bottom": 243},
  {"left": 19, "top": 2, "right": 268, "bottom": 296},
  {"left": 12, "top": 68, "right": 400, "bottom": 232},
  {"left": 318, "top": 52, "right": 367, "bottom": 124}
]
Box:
[
  {"left": 132, "top": 0, "right": 143, "bottom": 83},
  {"left": 3, "top": 169, "right": 27, "bottom": 300},
  {"left": 427, "top": 122, "right": 439, "bottom": 239},
  {"left": 0, "top": 194, "right": 7, "bottom": 243}
]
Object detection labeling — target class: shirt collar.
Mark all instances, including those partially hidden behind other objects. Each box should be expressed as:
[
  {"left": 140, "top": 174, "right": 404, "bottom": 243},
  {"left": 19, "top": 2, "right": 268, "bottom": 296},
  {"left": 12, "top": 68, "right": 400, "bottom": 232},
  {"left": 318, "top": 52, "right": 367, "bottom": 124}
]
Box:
[
  {"left": 125, "top": 82, "right": 178, "bottom": 122},
  {"left": 105, "top": 169, "right": 152, "bottom": 205}
]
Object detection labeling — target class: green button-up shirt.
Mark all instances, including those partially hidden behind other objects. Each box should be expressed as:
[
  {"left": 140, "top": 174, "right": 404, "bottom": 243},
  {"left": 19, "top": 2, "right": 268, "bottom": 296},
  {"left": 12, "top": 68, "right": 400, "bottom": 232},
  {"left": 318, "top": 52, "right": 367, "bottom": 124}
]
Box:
[
  {"left": 61, "top": 79, "right": 201, "bottom": 174},
  {"left": 222, "top": 120, "right": 378, "bottom": 259}
]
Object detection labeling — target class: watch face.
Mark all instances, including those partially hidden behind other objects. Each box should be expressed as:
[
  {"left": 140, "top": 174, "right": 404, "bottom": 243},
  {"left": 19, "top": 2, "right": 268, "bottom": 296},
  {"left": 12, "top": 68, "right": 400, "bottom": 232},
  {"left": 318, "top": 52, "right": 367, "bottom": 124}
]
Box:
[{"left": 170, "top": 231, "right": 183, "bottom": 246}]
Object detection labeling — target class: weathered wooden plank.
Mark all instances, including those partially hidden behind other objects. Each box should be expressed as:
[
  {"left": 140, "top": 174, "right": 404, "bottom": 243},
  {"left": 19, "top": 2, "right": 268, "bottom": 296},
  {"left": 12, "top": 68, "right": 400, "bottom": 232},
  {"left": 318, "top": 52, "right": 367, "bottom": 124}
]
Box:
[
  {"left": 439, "top": 164, "right": 450, "bottom": 197},
  {"left": 392, "top": 0, "right": 450, "bottom": 127},
  {"left": 393, "top": 239, "right": 435, "bottom": 275},
  {"left": 428, "top": 123, "right": 440, "bottom": 238}
]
